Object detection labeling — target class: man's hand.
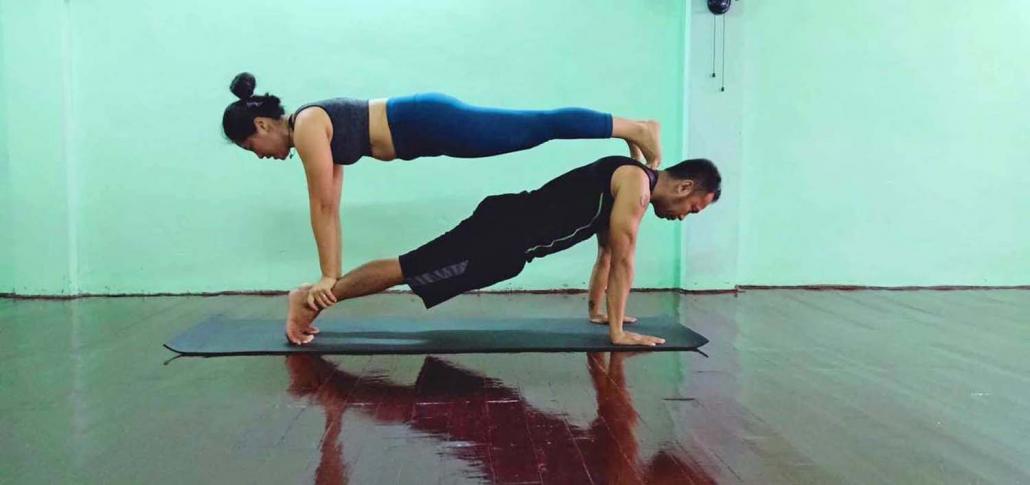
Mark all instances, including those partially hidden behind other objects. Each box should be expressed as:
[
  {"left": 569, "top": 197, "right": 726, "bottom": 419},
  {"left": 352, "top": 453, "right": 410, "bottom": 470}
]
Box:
[
  {"left": 589, "top": 314, "right": 638, "bottom": 325},
  {"left": 610, "top": 331, "right": 665, "bottom": 347},
  {"left": 306, "top": 276, "right": 338, "bottom": 311}
]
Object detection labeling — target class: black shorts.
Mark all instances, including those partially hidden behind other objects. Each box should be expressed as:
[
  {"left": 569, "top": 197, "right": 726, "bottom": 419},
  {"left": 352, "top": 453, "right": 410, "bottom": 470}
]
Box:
[{"left": 399, "top": 196, "right": 528, "bottom": 308}]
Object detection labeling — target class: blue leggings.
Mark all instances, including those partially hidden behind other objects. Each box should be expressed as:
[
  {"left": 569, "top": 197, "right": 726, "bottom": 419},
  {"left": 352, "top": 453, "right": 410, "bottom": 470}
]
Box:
[{"left": 385, "top": 93, "right": 614, "bottom": 160}]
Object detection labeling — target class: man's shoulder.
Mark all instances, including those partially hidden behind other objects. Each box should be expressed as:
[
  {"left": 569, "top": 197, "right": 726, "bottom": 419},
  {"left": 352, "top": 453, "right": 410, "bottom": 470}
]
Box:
[
  {"left": 611, "top": 165, "right": 650, "bottom": 197},
  {"left": 609, "top": 159, "right": 651, "bottom": 188},
  {"left": 593, "top": 155, "right": 641, "bottom": 167}
]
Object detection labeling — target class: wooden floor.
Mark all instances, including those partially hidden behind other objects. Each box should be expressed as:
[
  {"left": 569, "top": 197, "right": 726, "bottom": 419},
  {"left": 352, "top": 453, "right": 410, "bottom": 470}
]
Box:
[{"left": 1, "top": 290, "right": 1028, "bottom": 484}]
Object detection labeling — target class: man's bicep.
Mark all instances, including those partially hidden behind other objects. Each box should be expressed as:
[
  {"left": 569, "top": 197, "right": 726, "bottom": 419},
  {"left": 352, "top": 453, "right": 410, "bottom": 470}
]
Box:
[
  {"left": 608, "top": 191, "right": 646, "bottom": 249},
  {"left": 612, "top": 167, "right": 649, "bottom": 227}
]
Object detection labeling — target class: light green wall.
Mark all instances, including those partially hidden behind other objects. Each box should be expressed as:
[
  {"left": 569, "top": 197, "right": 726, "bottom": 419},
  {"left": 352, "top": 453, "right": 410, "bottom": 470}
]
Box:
[
  {"left": 2, "top": 0, "right": 76, "bottom": 295},
  {"left": 0, "top": 0, "right": 9, "bottom": 292},
  {"left": 7, "top": 1, "right": 1025, "bottom": 296},
  {"left": 736, "top": 1, "right": 1030, "bottom": 286},
  {"left": 682, "top": 0, "right": 740, "bottom": 290},
  {"left": 3, "top": 0, "right": 687, "bottom": 295}
]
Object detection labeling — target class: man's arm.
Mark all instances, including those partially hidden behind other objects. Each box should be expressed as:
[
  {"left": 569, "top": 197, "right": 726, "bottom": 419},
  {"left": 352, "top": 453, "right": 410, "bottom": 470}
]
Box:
[
  {"left": 587, "top": 233, "right": 611, "bottom": 320},
  {"left": 587, "top": 233, "right": 638, "bottom": 324},
  {"left": 606, "top": 166, "right": 666, "bottom": 347}
]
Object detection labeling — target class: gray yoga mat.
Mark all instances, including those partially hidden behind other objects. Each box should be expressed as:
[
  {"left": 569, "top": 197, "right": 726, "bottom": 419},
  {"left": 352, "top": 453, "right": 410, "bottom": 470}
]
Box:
[{"left": 164, "top": 316, "right": 708, "bottom": 356}]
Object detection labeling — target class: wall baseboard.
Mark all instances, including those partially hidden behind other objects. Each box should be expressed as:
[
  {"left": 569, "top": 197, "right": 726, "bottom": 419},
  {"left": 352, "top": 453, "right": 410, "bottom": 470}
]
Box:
[
  {"left": 737, "top": 285, "right": 1030, "bottom": 291},
  {"left": 3, "top": 285, "right": 1027, "bottom": 300}
]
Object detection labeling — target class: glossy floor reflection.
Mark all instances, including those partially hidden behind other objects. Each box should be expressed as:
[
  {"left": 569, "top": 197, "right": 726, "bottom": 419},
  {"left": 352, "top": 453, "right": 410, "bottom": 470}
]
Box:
[
  {"left": 2, "top": 290, "right": 1029, "bottom": 484},
  {"left": 284, "top": 352, "right": 711, "bottom": 484}
]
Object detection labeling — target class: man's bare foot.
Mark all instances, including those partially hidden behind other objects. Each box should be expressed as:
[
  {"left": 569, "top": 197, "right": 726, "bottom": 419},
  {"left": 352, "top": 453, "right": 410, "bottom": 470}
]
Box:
[
  {"left": 636, "top": 120, "right": 662, "bottom": 169},
  {"left": 286, "top": 285, "right": 321, "bottom": 345},
  {"left": 589, "top": 314, "right": 638, "bottom": 325},
  {"left": 610, "top": 330, "right": 665, "bottom": 347}
]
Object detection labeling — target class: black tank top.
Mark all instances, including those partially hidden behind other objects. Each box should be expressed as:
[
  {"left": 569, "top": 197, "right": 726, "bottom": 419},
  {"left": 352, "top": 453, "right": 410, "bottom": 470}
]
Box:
[
  {"left": 487, "top": 156, "right": 658, "bottom": 262},
  {"left": 289, "top": 97, "right": 370, "bottom": 165}
]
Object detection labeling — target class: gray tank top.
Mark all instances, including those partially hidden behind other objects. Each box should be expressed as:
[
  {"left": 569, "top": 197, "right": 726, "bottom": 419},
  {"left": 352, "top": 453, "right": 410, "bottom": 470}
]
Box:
[{"left": 289, "top": 97, "right": 371, "bottom": 165}]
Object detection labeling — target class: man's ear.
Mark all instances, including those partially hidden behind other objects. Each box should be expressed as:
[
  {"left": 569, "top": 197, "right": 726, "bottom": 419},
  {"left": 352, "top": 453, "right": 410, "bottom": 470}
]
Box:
[{"left": 678, "top": 180, "right": 695, "bottom": 196}]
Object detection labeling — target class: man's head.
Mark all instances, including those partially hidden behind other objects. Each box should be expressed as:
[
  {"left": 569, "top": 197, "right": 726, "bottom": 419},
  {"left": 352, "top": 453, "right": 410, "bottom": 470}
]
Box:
[{"left": 651, "top": 158, "right": 722, "bottom": 220}]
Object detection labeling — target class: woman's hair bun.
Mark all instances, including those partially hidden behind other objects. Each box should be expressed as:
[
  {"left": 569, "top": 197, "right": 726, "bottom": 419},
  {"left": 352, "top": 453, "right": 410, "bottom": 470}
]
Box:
[{"left": 230, "top": 72, "right": 256, "bottom": 99}]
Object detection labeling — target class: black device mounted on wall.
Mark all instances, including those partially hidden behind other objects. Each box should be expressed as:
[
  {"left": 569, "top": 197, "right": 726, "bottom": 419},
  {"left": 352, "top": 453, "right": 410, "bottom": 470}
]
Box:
[{"left": 708, "top": 0, "right": 732, "bottom": 15}]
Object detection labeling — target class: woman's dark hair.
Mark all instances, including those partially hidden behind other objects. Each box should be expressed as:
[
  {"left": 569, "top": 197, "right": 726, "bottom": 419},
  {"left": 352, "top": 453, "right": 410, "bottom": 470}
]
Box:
[
  {"left": 665, "top": 158, "right": 722, "bottom": 202},
  {"left": 221, "top": 72, "right": 286, "bottom": 144}
]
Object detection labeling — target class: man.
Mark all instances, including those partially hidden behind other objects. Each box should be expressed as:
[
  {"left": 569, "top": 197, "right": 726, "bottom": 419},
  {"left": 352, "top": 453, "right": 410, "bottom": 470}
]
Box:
[{"left": 285, "top": 155, "right": 721, "bottom": 347}]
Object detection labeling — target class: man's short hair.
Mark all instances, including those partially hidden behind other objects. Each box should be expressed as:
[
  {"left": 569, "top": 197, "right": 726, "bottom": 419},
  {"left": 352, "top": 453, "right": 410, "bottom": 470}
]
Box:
[{"left": 664, "top": 158, "right": 722, "bottom": 201}]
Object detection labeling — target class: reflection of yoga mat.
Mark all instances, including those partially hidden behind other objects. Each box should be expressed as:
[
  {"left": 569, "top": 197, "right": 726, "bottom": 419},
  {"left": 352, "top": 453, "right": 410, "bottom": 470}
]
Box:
[{"left": 164, "top": 316, "right": 709, "bottom": 356}]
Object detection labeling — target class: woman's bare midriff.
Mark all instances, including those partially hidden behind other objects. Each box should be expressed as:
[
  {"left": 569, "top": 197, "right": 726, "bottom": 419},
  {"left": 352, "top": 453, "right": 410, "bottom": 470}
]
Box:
[{"left": 368, "top": 98, "right": 397, "bottom": 161}]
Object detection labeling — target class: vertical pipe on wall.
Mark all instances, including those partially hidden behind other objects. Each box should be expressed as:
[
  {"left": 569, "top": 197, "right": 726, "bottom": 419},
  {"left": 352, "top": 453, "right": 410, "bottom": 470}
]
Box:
[
  {"left": 0, "top": 0, "right": 11, "bottom": 292},
  {"left": 62, "top": 0, "right": 80, "bottom": 294},
  {"left": 676, "top": 0, "right": 693, "bottom": 289}
]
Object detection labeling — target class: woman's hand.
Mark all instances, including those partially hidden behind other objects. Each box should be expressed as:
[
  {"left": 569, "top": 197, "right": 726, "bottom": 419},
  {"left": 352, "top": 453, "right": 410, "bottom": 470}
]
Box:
[{"left": 306, "top": 276, "right": 338, "bottom": 311}]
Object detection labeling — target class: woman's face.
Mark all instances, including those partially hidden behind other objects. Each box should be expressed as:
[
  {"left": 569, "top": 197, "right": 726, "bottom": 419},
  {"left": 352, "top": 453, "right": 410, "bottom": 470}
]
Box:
[{"left": 238, "top": 117, "right": 290, "bottom": 160}]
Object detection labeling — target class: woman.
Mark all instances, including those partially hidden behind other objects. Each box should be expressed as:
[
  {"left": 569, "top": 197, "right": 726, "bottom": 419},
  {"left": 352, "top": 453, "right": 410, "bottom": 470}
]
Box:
[{"left": 221, "top": 72, "right": 662, "bottom": 311}]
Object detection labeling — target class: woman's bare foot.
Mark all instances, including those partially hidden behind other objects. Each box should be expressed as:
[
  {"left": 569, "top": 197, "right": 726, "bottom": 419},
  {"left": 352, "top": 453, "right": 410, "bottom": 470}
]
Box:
[
  {"left": 636, "top": 120, "right": 662, "bottom": 169},
  {"left": 612, "top": 117, "right": 662, "bottom": 168},
  {"left": 286, "top": 285, "right": 321, "bottom": 345},
  {"left": 626, "top": 140, "right": 644, "bottom": 163}
]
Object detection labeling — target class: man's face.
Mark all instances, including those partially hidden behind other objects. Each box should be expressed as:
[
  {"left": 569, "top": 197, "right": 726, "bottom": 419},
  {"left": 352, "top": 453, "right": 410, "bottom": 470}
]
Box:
[{"left": 653, "top": 186, "right": 715, "bottom": 221}]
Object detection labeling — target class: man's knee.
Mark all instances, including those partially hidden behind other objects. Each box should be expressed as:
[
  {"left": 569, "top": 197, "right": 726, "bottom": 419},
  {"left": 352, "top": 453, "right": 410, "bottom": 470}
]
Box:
[{"left": 381, "top": 258, "right": 405, "bottom": 286}]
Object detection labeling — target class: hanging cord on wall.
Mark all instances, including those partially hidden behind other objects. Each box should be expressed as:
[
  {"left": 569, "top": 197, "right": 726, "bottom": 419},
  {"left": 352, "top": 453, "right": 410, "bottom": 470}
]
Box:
[
  {"left": 721, "top": 14, "right": 727, "bottom": 92},
  {"left": 711, "top": 15, "right": 718, "bottom": 78},
  {"left": 708, "top": 0, "right": 734, "bottom": 92}
]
